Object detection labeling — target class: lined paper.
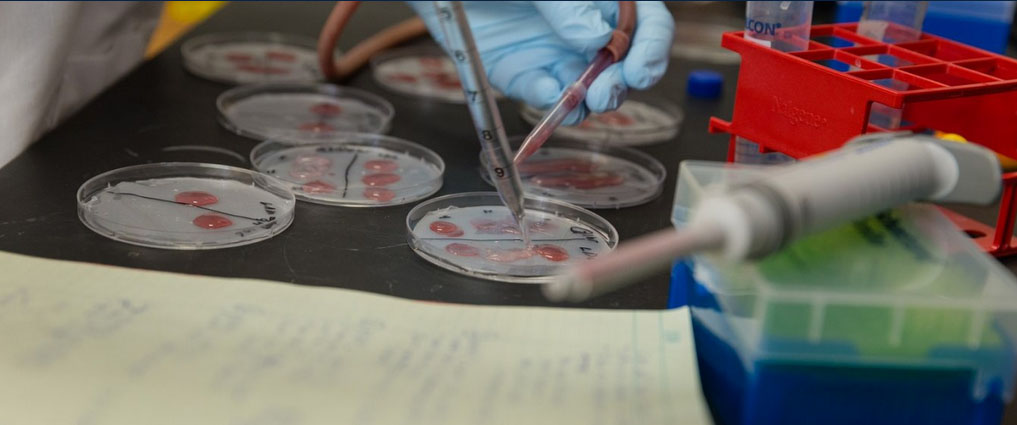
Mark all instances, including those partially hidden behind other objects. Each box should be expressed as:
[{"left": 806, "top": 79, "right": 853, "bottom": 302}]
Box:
[{"left": 0, "top": 251, "right": 710, "bottom": 424}]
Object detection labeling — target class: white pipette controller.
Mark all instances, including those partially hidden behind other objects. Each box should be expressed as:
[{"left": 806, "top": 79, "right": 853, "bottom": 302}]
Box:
[{"left": 545, "top": 133, "right": 1002, "bottom": 302}]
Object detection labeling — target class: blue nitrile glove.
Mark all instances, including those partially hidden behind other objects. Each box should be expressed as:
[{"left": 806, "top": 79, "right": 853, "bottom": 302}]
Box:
[{"left": 408, "top": 1, "right": 674, "bottom": 125}]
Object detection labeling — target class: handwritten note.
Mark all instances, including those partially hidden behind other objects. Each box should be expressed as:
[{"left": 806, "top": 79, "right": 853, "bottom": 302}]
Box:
[{"left": 0, "top": 251, "right": 710, "bottom": 425}]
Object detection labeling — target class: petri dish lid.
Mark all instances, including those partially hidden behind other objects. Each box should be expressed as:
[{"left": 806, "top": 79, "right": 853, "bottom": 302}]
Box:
[
  {"left": 77, "top": 162, "right": 296, "bottom": 249},
  {"left": 181, "top": 32, "right": 323, "bottom": 84},
  {"left": 217, "top": 83, "right": 395, "bottom": 142},
  {"left": 370, "top": 45, "right": 502, "bottom": 103},
  {"left": 406, "top": 192, "right": 618, "bottom": 283},
  {"left": 250, "top": 134, "right": 445, "bottom": 207},
  {"left": 519, "top": 94, "right": 683, "bottom": 146},
  {"left": 479, "top": 137, "right": 666, "bottom": 209}
]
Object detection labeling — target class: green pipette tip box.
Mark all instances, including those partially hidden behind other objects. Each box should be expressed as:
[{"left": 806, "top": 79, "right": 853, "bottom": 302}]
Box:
[{"left": 672, "top": 161, "right": 1017, "bottom": 402}]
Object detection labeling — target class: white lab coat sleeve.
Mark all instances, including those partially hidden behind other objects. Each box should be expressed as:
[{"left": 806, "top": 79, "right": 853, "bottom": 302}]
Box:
[{"left": 0, "top": 1, "right": 161, "bottom": 168}]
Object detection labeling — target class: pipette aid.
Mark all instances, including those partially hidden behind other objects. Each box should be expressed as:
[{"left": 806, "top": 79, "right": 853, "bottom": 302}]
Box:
[
  {"left": 544, "top": 133, "right": 1002, "bottom": 302},
  {"left": 513, "top": 1, "right": 637, "bottom": 165}
]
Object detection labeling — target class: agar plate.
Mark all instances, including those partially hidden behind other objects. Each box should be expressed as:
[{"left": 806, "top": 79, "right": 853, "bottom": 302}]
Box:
[
  {"left": 480, "top": 137, "right": 666, "bottom": 209},
  {"left": 78, "top": 163, "right": 296, "bottom": 249},
  {"left": 407, "top": 192, "right": 618, "bottom": 283},
  {"left": 181, "top": 32, "right": 322, "bottom": 84},
  {"left": 218, "top": 83, "right": 395, "bottom": 142},
  {"left": 371, "top": 46, "right": 468, "bottom": 103},
  {"left": 251, "top": 135, "right": 445, "bottom": 207},
  {"left": 520, "top": 94, "right": 682, "bottom": 146}
]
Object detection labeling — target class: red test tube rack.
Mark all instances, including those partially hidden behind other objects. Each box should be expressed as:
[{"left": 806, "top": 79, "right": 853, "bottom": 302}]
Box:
[{"left": 710, "top": 22, "right": 1017, "bottom": 257}]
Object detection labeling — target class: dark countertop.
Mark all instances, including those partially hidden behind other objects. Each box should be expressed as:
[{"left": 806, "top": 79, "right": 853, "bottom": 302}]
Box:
[{"left": 0, "top": 2, "right": 1014, "bottom": 423}]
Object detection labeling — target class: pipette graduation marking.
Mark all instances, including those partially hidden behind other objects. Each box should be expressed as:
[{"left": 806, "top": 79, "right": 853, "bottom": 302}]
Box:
[
  {"left": 431, "top": 1, "right": 530, "bottom": 245},
  {"left": 544, "top": 134, "right": 1003, "bottom": 302}
]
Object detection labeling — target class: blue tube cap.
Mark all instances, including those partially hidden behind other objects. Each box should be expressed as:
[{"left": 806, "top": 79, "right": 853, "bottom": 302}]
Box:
[{"left": 687, "top": 70, "right": 723, "bottom": 99}]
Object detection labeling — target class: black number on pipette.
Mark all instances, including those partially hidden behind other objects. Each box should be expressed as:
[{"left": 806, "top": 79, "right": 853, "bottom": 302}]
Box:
[
  {"left": 466, "top": 90, "right": 478, "bottom": 103},
  {"left": 454, "top": 50, "right": 466, "bottom": 62},
  {"left": 438, "top": 7, "right": 452, "bottom": 20},
  {"left": 494, "top": 167, "right": 505, "bottom": 178},
  {"left": 481, "top": 130, "right": 493, "bottom": 141}
]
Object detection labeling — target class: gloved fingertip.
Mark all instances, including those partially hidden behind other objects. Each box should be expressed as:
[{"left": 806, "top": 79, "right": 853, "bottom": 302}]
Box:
[
  {"left": 586, "top": 64, "right": 626, "bottom": 113},
  {"left": 623, "top": 39, "right": 672, "bottom": 89},
  {"left": 534, "top": 2, "right": 613, "bottom": 52},
  {"left": 529, "top": 77, "right": 563, "bottom": 110}
]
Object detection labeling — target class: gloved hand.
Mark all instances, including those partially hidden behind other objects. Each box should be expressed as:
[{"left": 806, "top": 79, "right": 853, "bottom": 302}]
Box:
[{"left": 408, "top": 1, "right": 674, "bottom": 124}]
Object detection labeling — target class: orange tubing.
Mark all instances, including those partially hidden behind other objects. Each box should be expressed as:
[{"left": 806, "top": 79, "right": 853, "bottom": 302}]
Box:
[{"left": 318, "top": 1, "right": 428, "bottom": 81}]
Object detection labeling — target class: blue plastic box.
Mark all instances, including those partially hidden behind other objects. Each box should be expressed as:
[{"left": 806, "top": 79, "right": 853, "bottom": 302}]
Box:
[
  {"left": 836, "top": 1, "right": 1015, "bottom": 53},
  {"left": 670, "top": 161, "right": 1017, "bottom": 425}
]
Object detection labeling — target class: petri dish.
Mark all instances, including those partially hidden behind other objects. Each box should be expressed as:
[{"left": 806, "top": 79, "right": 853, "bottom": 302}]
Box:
[
  {"left": 250, "top": 134, "right": 445, "bottom": 207},
  {"left": 181, "top": 32, "right": 322, "bottom": 84},
  {"left": 218, "top": 83, "right": 395, "bottom": 142},
  {"left": 407, "top": 192, "right": 618, "bottom": 283},
  {"left": 519, "top": 94, "right": 683, "bottom": 146},
  {"left": 479, "top": 137, "right": 666, "bottom": 209},
  {"left": 370, "top": 46, "right": 468, "bottom": 103},
  {"left": 77, "top": 162, "right": 296, "bottom": 249}
]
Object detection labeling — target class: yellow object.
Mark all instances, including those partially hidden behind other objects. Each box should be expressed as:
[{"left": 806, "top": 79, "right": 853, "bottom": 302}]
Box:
[
  {"left": 0, "top": 251, "right": 711, "bottom": 424},
  {"left": 934, "top": 131, "right": 1017, "bottom": 171},
  {"left": 145, "top": 1, "right": 227, "bottom": 58}
]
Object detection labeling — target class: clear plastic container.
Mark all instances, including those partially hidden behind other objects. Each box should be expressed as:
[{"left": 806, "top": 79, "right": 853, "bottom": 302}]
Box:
[
  {"left": 77, "top": 162, "right": 296, "bottom": 249},
  {"left": 406, "top": 192, "right": 618, "bottom": 283},
  {"left": 745, "top": 1, "right": 814, "bottom": 52},
  {"left": 370, "top": 46, "right": 469, "bottom": 103},
  {"left": 519, "top": 93, "right": 682, "bottom": 146},
  {"left": 671, "top": 161, "right": 1017, "bottom": 425},
  {"left": 217, "top": 83, "right": 395, "bottom": 142},
  {"left": 250, "top": 134, "right": 444, "bottom": 207},
  {"left": 181, "top": 32, "right": 322, "bottom": 84},
  {"left": 478, "top": 136, "right": 666, "bottom": 209}
]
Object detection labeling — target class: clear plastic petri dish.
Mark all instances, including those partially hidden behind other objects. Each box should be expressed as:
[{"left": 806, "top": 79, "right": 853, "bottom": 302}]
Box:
[
  {"left": 370, "top": 46, "right": 469, "bottom": 103},
  {"left": 77, "top": 162, "right": 296, "bottom": 249},
  {"left": 217, "top": 83, "right": 395, "bottom": 142},
  {"left": 407, "top": 192, "right": 618, "bottom": 283},
  {"left": 250, "top": 134, "right": 445, "bottom": 207},
  {"left": 181, "top": 32, "right": 322, "bottom": 84},
  {"left": 519, "top": 94, "right": 683, "bottom": 146},
  {"left": 479, "top": 137, "right": 666, "bottom": 209}
]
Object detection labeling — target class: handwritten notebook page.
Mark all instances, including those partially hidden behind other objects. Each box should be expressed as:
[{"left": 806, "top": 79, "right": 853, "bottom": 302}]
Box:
[{"left": 0, "top": 251, "right": 711, "bottom": 425}]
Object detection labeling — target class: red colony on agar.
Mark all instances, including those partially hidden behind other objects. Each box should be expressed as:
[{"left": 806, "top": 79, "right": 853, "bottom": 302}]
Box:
[
  {"left": 302, "top": 180, "right": 336, "bottom": 194},
  {"left": 446, "top": 243, "right": 480, "bottom": 257},
  {"left": 531, "top": 171, "right": 624, "bottom": 189},
  {"left": 594, "top": 111, "right": 635, "bottom": 126},
  {"left": 265, "top": 50, "right": 297, "bottom": 62},
  {"left": 534, "top": 244, "right": 569, "bottom": 262},
  {"left": 193, "top": 214, "right": 233, "bottom": 229},
  {"left": 362, "top": 173, "right": 401, "bottom": 186},
  {"left": 429, "top": 221, "right": 464, "bottom": 237},
  {"left": 175, "top": 191, "right": 219, "bottom": 206},
  {"left": 310, "top": 103, "right": 342, "bottom": 117},
  {"left": 363, "top": 188, "right": 396, "bottom": 202},
  {"left": 364, "top": 160, "right": 398, "bottom": 172},
  {"left": 387, "top": 73, "right": 418, "bottom": 83},
  {"left": 290, "top": 155, "right": 332, "bottom": 179}
]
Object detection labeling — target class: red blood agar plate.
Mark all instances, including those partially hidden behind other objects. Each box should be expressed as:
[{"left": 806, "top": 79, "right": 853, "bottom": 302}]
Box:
[
  {"left": 406, "top": 192, "right": 618, "bottom": 283},
  {"left": 77, "top": 163, "right": 296, "bottom": 249},
  {"left": 370, "top": 46, "right": 503, "bottom": 103},
  {"left": 519, "top": 93, "right": 683, "bottom": 146},
  {"left": 181, "top": 32, "right": 324, "bottom": 85},
  {"left": 250, "top": 134, "right": 444, "bottom": 207},
  {"left": 217, "top": 83, "right": 395, "bottom": 142},
  {"left": 479, "top": 137, "right": 666, "bottom": 209}
]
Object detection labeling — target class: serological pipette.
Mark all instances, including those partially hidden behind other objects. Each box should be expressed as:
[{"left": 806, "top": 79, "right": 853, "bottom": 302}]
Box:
[
  {"left": 432, "top": 1, "right": 530, "bottom": 244},
  {"left": 513, "top": 1, "right": 637, "bottom": 165}
]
